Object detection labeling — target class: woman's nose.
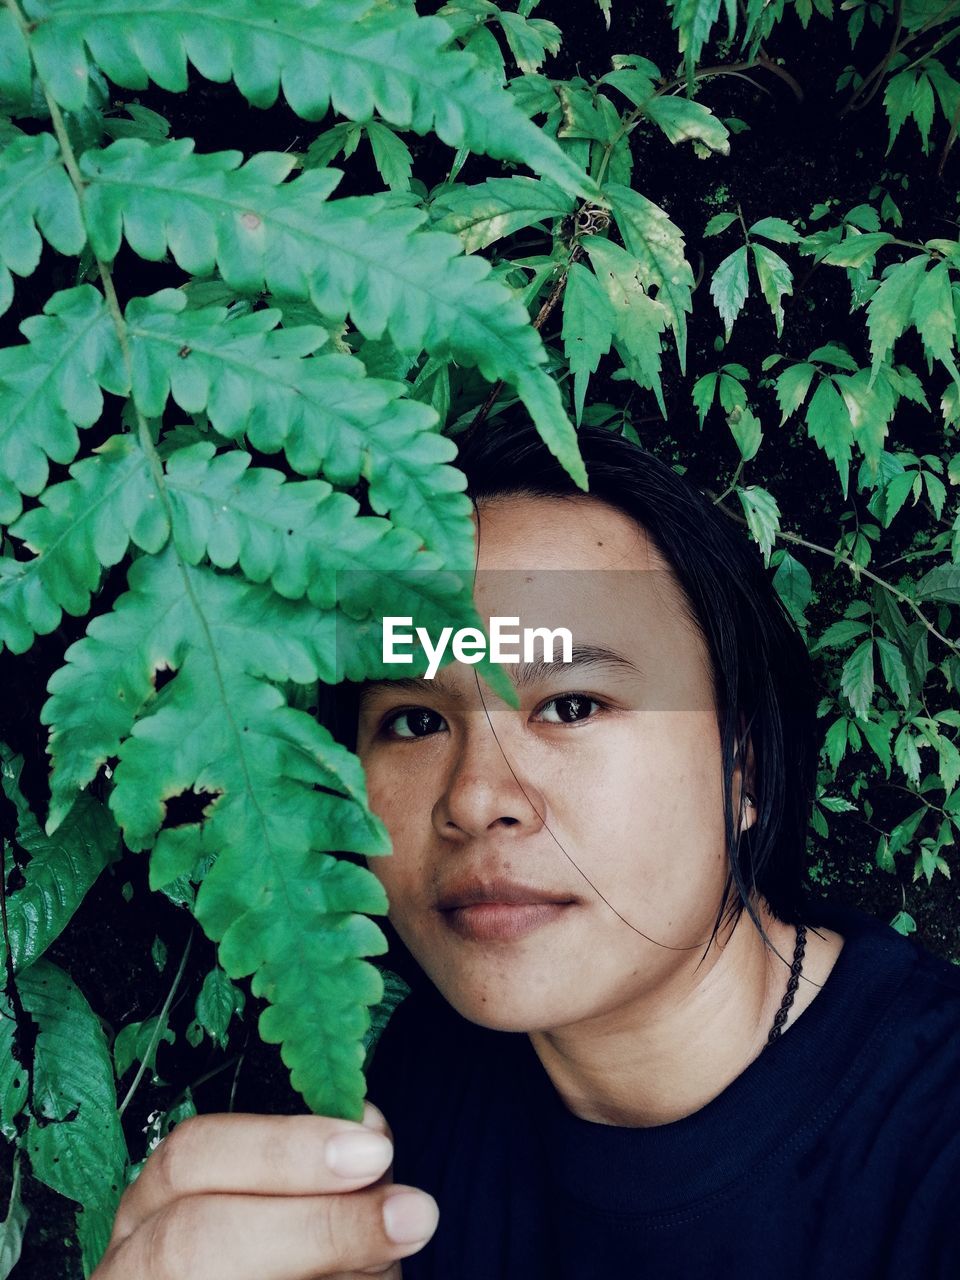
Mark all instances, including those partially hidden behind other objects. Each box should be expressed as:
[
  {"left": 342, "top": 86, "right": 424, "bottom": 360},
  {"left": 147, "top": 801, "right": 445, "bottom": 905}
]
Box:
[{"left": 431, "top": 720, "right": 546, "bottom": 841}]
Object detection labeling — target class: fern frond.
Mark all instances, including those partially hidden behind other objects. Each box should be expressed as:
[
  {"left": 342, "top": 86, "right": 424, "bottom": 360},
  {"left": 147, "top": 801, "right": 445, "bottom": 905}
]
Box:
[
  {"left": 0, "top": 132, "right": 85, "bottom": 318},
  {"left": 15, "top": 0, "right": 597, "bottom": 199},
  {"left": 429, "top": 174, "right": 574, "bottom": 252},
  {"left": 80, "top": 142, "right": 585, "bottom": 487}
]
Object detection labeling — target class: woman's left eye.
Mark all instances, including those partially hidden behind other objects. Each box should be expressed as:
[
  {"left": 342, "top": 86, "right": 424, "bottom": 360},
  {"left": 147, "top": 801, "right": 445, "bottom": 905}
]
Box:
[{"left": 535, "top": 695, "right": 603, "bottom": 725}]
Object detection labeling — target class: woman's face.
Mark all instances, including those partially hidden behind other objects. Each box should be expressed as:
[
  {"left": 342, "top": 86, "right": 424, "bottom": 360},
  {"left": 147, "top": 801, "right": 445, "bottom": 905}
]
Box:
[{"left": 356, "top": 493, "right": 752, "bottom": 1034}]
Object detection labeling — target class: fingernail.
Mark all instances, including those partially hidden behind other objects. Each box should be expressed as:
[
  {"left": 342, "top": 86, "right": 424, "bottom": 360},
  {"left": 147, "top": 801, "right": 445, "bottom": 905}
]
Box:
[
  {"left": 325, "top": 1130, "right": 393, "bottom": 1178},
  {"left": 382, "top": 1189, "right": 440, "bottom": 1245}
]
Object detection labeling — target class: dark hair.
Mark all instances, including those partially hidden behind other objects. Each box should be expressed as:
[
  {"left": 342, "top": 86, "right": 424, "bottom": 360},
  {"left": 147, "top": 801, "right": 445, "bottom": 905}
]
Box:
[{"left": 322, "top": 417, "right": 820, "bottom": 971}]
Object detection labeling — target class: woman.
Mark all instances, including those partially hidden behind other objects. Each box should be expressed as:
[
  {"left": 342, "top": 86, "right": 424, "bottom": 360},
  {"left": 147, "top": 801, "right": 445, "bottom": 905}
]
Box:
[
  {"left": 352, "top": 421, "right": 960, "bottom": 1277},
  {"left": 93, "top": 422, "right": 960, "bottom": 1280}
]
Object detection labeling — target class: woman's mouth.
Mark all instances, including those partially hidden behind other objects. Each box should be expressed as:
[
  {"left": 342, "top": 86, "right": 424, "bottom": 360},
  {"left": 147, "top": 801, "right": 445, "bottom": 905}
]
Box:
[{"left": 438, "top": 902, "right": 574, "bottom": 942}]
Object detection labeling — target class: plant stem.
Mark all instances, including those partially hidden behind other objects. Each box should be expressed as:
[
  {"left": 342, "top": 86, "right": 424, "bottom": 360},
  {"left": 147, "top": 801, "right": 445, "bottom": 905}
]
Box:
[
  {"left": 709, "top": 493, "right": 960, "bottom": 656},
  {"left": 119, "top": 932, "right": 193, "bottom": 1117}
]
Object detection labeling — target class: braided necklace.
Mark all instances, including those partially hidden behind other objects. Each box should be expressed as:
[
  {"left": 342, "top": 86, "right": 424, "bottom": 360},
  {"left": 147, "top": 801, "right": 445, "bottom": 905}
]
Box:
[{"left": 765, "top": 923, "right": 807, "bottom": 1046}]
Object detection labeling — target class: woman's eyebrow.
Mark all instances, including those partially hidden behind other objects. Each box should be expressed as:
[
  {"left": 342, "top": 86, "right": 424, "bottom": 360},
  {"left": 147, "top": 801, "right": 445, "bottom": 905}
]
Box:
[{"left": 357, "top": 644, "right": 642, "bottom": 706}]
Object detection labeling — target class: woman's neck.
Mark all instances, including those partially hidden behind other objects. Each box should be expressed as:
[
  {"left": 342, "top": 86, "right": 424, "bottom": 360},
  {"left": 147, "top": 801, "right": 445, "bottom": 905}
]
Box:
[{"left": 526, "top": 908, "right": 846, "bottom": 1129}]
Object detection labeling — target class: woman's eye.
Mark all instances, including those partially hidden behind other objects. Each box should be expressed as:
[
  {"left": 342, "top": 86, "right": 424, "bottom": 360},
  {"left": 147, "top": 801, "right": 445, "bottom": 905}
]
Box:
[
  {"left": 383, "top": 708, "right": 447, "bottom": 739},
  {"left": 536, "top": 695, "right": 602, "bottom": 725}
]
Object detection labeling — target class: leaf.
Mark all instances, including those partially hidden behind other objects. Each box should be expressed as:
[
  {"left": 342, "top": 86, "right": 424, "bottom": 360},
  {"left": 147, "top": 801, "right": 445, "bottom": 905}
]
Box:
[
  {"left": 818, "top": 231, "right": 893, "bottom": 269},
  {"left": 583, "top": 235, "right": 668, "bottom": 412},
  {"left": 840, "top": 638, "right": 875, "bottom": 719},
  {"left": 606, "top": 183, "right": 695, "bottom": 370},
  {"left": 692, "top": 371, "right": 718, "bottom": 426},
  {"left": 894, "top": 726, "right": 922, "bottom": 785},
  {"left": 911, "top": 260, "right": 959, "bottom": 379},
  {"left": 940, "top": 735, "right": 960, "bottom": 794},
  {"left": 805, "top": 376, "right": 854, "bottom": 496},
  {"left": 497, "top": 11, "right": 561, "bottom": 75},
  {"left": 729, "top": 405, "right": 762, "bottom": 461},
  {"left": 824, "top": 717, "right": 849, "bottom": 771},
  {"left": 195, "top": 967, "right": 245, "bottom": 1049},
  {"left": 668, "top": 0, "right": 735, "bottom": 81},
  {"left": 0, "top": 284, "right": 127, "bottom": 525},
  {"left": 917, "top": 564, "right": 960, "bottom": 604},
  {"left": 0, "top": 132, "right": 86, "bottom": 319},
  {"left": 81, "top": 141, "right": 586, "bottom": 490},
  {"left": 429, "top": 174, "right": 573, "bottom": 252},
  {"left": 812, "top": 618, "right": 870, "bottom": 649},
  {"left": 749, "top": 216, "right": 800, "bottom": 244},
  {"left": 736, "top": 484, "right": 780, "bottom": 565},
  {"left": 16, "top": 960, "right": 128, "bottom": 1275},
  {"left": 771, "top": 550, "right": 812, "bottom": 628},
  {"left": 858, "top": 714, "right": 893, "bottom": 777},
  {"left": 561, "top": 261, "right": 615, "bottom": 425},
  {"left": 643, "top": 95, "right": 730, "bottom": 154},
  {"left": 0, "top": 1156, "right": 28, "bottom": 1280},
  {"left": 808, "top": 343, "right": 858, "bottom": 371},
  {"left": 365, "top": 121, "right": 413, "bottom": 192},
  {"left": 710, "top": 246, "right": 749, "bottom": 339},
  {"left": 704, "top": 212, "right": 737, "bottom": 236},
  {"left": 776, "top": 362, "right": 816, "bottom": 421},
  {"left": 751, "top": 242, "right": 792, "bottom": 337},
  {"left": 113, "top": 1015, "right": 175, "bottom": 1078},
  {"left": 18, "top": 0, "right": 598, "bottom": 201},
  {"left": 875, "top": 636, "right": 911, "bottom": 707},
  {"left": 40, "top": 548, "right": 487, "bottom": 1118},
  {"left": 0, "top": 746, "right": 118, "bottom": 972},
  {"left": 866, "top": 254, "right": 930, "bottom": 370}
]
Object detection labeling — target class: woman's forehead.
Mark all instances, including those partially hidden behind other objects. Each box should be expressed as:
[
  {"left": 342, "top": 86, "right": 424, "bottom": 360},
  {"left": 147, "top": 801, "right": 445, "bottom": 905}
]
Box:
[{"left": 471, "top": 492, "right": 669, "bottom": 574}]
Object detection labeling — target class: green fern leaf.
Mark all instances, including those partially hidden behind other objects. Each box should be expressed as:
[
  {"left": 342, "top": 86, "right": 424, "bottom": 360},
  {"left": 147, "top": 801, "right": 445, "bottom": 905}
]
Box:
[
  {"left": 606, "top": 183, "right": 695, "bottom": 370},
  {"left": 0, "top": 747, "right": 118, "bottom": 971},
  {"left": 0, "top": 10, "right": 32, "bottom": 107},
  {"left": 429, "top": 175, "right": 574, "bottom": 253},
  {"left": 81, "top": 142, "right": 586, "bottom": 488},
  {"left": 667, "top": 0, "right": 736, "bottom": 80},
  {"left": 18, "top": 0, "right": 596, "bottom": 199},
  {"left": 0, "top": 132, "right": 85, "bottom": 319},
  {"left": 0, "top": 284, "right": 126, "bottom": 524}
]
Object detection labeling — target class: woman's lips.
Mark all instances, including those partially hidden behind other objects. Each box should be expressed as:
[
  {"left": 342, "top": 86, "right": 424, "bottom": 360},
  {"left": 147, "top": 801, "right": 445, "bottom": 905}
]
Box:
[{"left": 438, "top": 902, "right": 573, "bottom": 942}]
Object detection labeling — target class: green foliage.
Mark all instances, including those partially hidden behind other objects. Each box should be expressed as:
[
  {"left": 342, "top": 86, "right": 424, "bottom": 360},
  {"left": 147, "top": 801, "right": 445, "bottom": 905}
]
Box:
[{"left": 0, "top": 0, "right": 958, "bottom": 1271}]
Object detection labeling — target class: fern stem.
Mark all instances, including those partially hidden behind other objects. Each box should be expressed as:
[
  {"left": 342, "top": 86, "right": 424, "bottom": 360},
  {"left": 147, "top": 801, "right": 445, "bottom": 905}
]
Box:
[{"left": 118, "top": 931, "right": 193, "bottom": 1117}]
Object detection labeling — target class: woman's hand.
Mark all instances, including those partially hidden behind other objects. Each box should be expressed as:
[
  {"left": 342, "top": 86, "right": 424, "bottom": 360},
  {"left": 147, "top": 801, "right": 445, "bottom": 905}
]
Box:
[{"left": 90, "top": 1102, "right": 438, "bottom": 1280}]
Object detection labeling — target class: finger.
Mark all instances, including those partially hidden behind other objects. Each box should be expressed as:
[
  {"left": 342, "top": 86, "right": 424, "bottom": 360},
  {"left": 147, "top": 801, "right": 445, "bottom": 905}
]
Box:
[
  {"left": 361, "top": 1102, "right": 393, "bottom": 1143},
  {"left": 113, "top": 1113, "right": 395, "bottom": 1242},
  {"left": 96, "top": 1185, "right": 438, "bottom": 1280}
]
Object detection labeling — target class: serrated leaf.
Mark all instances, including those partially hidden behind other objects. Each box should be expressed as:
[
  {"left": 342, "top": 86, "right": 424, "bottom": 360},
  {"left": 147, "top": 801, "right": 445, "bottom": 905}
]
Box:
[
  {"left": 840, "top": 637, "right": 875, "bottom": 719},
  {"left": 497, "top": 10, "right": 561, "bottom": 75},
  {"left": 911, "top": 260, "right": 958, "bottom": 379},
  {"left": 668, "top": 0, "right": 735, "bottom": 81},
  {"left": 736, "top": 484, "right": 780, "bottom": 565},
  {"left": 894, "top": 725, "right": 922, "bottom": 784},
  {"left": 729, "top": 405, "right": 762, "bottom": 461},
  {"left": 875, "top": 636, "right": 911, "bottom": 707},
  {"left": 606, "top": 183, "right": 695, "bottom": 370},
  {"left": 704, "top": 212, "right": 736, "bottom": 236},
  {"left": 19, "top": 0, "right": 597, "bottom": 201},
  {"left": 365, "top": 121, "right": 413, "bottom": 192},
  {"left": 692, "top": 371, "right": 718, "bottom": 426},
  {"left": 824, "top": 717, "right": 849, "bottom": 771},
  {"left": 771, "top": 550, "right": 811, "bottom": 627},
  {"left": 429, "top": 174, "right": 573, "bottom": 252},
  {"left": 776, "top": 362, "right": 816, "bottom": 421},
  {"left": 583, "top": 235, "right": 668, "bottom": 411},
  {"left": 866, "top": 253, "right": 930, "bottom": 369},
  {"left": 751, "top": 242, "right": 792, "bottom": 337},
  {"left": 561, "top": 261, "right": 615, "bottom": 425},
  {"left": 805, "top": 376, "right": 854, "bottom": 496},
  {"left": 710, "top": 245, "right": 749, "bottom": 339},
  {"left": 749, "top": 216, "right": 800, "bottom": 244},
  {"left": 643, "top": 94, "right": 730, "bottom": 154},
  {"left": 113, "top": 1014, "right": 174, "bottom": 1079}
]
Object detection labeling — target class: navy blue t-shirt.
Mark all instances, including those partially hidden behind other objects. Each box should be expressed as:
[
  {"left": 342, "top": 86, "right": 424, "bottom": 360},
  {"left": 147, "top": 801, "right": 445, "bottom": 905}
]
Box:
[{"left": 365, "top": 899, "right": 960, "bottom": 1278}]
